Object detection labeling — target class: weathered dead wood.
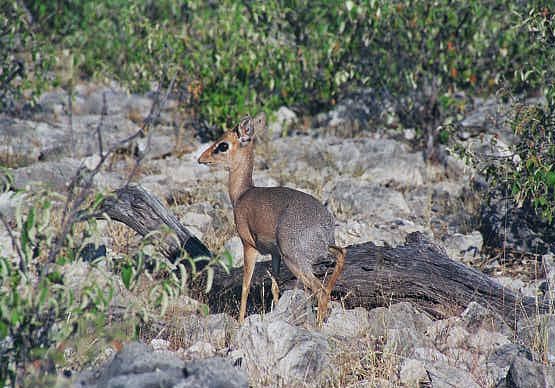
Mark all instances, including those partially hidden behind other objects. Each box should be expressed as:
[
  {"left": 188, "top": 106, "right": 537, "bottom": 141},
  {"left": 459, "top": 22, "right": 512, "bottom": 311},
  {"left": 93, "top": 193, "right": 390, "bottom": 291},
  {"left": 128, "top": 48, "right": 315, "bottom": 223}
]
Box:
[
  {"left": 98, "top": 185, "right": 212, "bottom": 260},
  {"left": 100, "top": 185, "right": 549, "bottom": 325},
  {"left": 209, "top": 233, "right": 551, "bottom": 325}
]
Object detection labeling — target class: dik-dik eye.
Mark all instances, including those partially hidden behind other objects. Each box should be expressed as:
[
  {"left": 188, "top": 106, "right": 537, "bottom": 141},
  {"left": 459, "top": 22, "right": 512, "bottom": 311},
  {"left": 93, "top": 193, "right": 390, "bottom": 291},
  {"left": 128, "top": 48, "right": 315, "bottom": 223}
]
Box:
[{"left": 215, "top": 142, "right": 229, "bottom": 153}]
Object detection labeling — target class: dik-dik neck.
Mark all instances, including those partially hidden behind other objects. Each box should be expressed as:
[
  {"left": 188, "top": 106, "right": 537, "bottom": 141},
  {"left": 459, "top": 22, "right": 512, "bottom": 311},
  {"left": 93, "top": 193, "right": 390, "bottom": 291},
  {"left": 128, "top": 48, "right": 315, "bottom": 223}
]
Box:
[{"left": 228, "top": 144, "right": 255, "bottom": 206}]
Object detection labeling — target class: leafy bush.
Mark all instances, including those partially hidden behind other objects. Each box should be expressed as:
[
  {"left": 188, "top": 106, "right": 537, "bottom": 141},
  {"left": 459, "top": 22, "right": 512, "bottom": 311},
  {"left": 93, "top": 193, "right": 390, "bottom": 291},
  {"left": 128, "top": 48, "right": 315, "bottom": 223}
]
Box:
[
  {"left": 0, "top": 192, "right": 111, "bottom": 385},
  {"left": 2, "top": 1, "right": 551, "bottom": 129},
  {"left": 0, "top": 2, "right": 53, "bottom": 113},
  {"left": 452, "top": 8, "right": 555, "bottom": 228},
  {"left": 0, "top": 188, "right": 219, "bottom": 385}
]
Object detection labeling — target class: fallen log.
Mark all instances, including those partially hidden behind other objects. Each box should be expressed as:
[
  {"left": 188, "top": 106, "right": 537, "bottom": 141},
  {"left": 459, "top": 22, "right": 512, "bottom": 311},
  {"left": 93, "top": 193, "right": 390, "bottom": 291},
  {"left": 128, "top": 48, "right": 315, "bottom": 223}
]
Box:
[
  {"left": 100, "top": 185, "right": 549, "bottom": 325},
  {"left": 209, "top": 233, "right": 550, "bottom": 325},
  {"left": 99, "top": 185, "right": 212, "bottom": 261}
]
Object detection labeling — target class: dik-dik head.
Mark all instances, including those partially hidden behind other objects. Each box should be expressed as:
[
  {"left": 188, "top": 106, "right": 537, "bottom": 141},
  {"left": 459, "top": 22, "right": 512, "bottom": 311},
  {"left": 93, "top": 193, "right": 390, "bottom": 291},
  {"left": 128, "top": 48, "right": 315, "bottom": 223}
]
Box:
[{"left": 198, "top": 112, "right": 266, "bottom": 168}]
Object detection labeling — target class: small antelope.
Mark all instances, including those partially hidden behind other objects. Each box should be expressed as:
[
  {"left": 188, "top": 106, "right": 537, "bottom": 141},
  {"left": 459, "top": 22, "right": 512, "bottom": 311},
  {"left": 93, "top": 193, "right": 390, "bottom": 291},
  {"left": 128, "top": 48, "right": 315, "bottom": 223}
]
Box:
[{"left": 198, "top": 113, "right": 345, "bottom": 323}]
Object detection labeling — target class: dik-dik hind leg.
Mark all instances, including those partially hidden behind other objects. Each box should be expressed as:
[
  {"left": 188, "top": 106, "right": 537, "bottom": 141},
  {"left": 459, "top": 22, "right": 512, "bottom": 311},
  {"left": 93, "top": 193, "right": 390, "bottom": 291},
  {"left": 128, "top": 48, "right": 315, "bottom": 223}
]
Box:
[
  {"left": 269, "top": 253, "right": 281, "bottom": 308},
  {"left": 324, "top": 245, "right": 346, "bottom": 298},
  {"left": 282, "top": 255, "right": 329, "bottom": 324},
  {"left": 239, "top": 244, "right": 258, "bottom": 323}
]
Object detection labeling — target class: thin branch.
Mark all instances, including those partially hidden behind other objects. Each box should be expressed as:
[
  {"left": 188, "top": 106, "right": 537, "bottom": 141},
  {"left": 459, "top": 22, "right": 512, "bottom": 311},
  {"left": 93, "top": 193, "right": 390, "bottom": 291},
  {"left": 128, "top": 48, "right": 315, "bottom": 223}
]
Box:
[
  {"left": 47, "top": 59, "right": 177, "bottom": 264},
  {"left": 96, "top": 92, "right": 107, "bottom": 157},
  {"left": 0, "top": 211, "right": 26, "bottom": 274},
  {"left": 67, "top": 82, "right": 75, "bottom": 157},
  {"left": 123, "top": 71, "right": 177, "bottom": 187}
]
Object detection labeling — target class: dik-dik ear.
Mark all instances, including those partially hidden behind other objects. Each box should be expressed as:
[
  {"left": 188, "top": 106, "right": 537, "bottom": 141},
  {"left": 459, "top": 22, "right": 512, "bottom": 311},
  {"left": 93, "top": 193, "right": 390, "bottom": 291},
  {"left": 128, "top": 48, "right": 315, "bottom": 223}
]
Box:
[
  {"left": 235, "top": 115, "right": 253, "bottom": 146},
  {"left": 236, "top": 112, "right": 266, "bottom": 146}
]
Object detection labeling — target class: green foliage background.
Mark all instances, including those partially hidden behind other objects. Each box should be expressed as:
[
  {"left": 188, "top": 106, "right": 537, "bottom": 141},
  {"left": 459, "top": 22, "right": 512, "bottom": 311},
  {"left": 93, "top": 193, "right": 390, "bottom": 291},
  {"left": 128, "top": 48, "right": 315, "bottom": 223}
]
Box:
[{"left": 3, "top": 1, "right": 553, "bottom": 127}]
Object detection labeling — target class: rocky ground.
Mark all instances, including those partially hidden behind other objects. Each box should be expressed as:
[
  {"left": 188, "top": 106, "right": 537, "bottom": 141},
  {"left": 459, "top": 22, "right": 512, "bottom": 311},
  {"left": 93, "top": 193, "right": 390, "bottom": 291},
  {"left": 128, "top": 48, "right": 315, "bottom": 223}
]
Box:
[{"left": 1, "top": 82, "right": 554, "bottom": 387}]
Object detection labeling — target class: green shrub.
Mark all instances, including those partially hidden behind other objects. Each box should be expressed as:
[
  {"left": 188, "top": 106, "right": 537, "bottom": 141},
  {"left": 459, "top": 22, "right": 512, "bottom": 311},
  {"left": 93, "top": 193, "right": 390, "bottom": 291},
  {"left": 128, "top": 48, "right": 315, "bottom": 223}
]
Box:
[
  {"left": 3, "top": 1, "right": 551, "bottom": 129},
  {"left": 453, "top": 8, "right": 555, "bottom": 225}
]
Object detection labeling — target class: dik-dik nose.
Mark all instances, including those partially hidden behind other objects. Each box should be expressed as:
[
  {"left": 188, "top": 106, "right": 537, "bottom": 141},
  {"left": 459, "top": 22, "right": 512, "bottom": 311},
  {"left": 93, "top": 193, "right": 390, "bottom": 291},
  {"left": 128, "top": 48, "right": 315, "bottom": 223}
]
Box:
[
  {"left": 197, "top": 148, "right": 213, "bottom": 165},
  {"left": 197, "top": 154, "right": 208, "bottom": 164}
]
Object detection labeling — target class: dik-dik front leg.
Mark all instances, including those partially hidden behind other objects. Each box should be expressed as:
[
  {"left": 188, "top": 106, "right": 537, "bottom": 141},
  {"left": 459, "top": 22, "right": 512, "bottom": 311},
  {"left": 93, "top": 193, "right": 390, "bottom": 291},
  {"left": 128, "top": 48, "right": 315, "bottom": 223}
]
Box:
[{"left": 239, "top": 243, "right": 258, "bottom": 323}]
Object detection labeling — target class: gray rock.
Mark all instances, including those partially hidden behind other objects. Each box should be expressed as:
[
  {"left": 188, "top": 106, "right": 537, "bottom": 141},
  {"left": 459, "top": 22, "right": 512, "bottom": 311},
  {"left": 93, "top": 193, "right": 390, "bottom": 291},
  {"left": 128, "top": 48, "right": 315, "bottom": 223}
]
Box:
[
  {"left": 137, "top": 134, "right": 176, "bottom": 160},
  {"left": 234, "top": 317, "right": 330, "bottom": 385},
  {"left": 335, "top": 219, "right": 428, "bottom": 247},
  {"left": 442, "top": 231, "right": 483, "bottom": 261},
  {"left": 312, "top": 88, "right": 385, "bottom": 136},
  {"left": 326, "top": 178, "right": 410, "bottom": 221},
  {"left": 427, "top": 303, "right": 512, "bottom": 357},
  {"left": 78, "top": 342, "right": 184, "bottom": 387},
  {"left": 426, "top": 319, "right": 470, "bottom": 350},
  {"left": 269, "top": 136, "right": 425, "bottom": 190},
  {"left": 321, "top": 305, "right": 370, "bottom": 338},
  {"left": 399, "top": 359, "right": 430, "bottom": 386},
  {"left": 0, "top": 231, "right": 16, "bottom": 259},
  {"left": 461, "top": 301, "right": 513, "bottom": 336},
  {"left": 12, "top": 158, "right": 81, "bottom": 191},
  {"left": 252, "top": 172, "right": 279, "bottom": 188},
  {"left": 404, "top": 186, "right": 431, "bottom": 223},
  {"left": 412, "top": 347, "right": 449, "bottom": 363},
  {"left": 496, "top": 276, "right": 526, "bottom": 291},
  {"left": 506, "top": 355, "right": 554, "bottom": 388},
  {"left": 425, "top": 361, "right": 480, "bottom": 388},
  {"left": 542, "top": 253, "right": 555, "bottom": 303},
  {"left": 266, "top": 289, "right": 315, "bottom": 326},
  {"left": 176, "top": 358, "right": 248, "bottom": 388},
  {"left": 487, "top": 344, "right": 533, "bottom": 386},
  {"left": 0, "top": 118, "right": 45, "bottom": 165},
  {"left": 181, "top": 212, "right": 213, "bottom": 236},
  {"left": 0, "top": 191, "right": 25, "bottom": 221},
  {"left": 268, "top": 106, "right": 298, "bottom": 138},
  {"left": 466, "top": 328, "right": 510, "bottom": 353},
  {"left": 178, "top": 313, "right": 238, "bottom": 349},
  {"left": 224, "top": 236, "right": 244, "bottom": 268},
  {"left": 367, "top": 302, "right": 433, "bottom": 356},
  {"left": 480, "top": 195, "right": 551, "bottom": 255},
  {"left": 328, "top": 138, "right": 425, "bottom": 188},
  {"left": 74, "top": 342, "right": 247, "bottom": 388},
  {"left": 182, "top": 341, "right": 216, "bottom": 359}
]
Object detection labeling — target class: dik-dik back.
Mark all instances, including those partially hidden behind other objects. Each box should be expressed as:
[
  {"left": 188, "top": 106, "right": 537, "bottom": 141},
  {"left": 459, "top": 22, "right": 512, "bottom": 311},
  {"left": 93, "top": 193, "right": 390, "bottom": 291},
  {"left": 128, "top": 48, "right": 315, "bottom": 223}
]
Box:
[
  {"left": 235, "top": 187, "right": 335, "bottom": 266},
  {"left": 198, "top": 113, "right": 344, "bottom": 323}
]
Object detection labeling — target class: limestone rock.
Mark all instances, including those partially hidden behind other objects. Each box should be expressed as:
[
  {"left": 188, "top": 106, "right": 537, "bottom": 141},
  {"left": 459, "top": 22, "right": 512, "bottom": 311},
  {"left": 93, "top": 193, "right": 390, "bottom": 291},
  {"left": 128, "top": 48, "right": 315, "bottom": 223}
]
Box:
[{"left": 234, "top": 316, "right": 330, "bottom": 385}]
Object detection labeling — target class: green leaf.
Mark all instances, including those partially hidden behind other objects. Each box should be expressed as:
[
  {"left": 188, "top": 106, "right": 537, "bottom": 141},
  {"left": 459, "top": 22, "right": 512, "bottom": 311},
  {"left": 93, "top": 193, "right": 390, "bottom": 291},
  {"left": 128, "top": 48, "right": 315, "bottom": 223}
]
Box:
[
  {"left": 545, "top": 171, "right": 555, "bottom": 187},
  {"left": 0, "top": 321, "right": 8, "bottom": 338},
  {"left": 121, "top": 264, "right": 133, "bottom": 289},
  {"left": 10, "top": 310, "right": 20, "bottom": 326},
  {"left": 199, "top": 303, "right": 210, "bottom": 316},
  {"left": 46, "top": 271, "right": 63, "bottom": 285},
  {"left": 205, "top": 267, "right": 214, "bottom": 293},
  {"left": 25, "top": 207, "right": 36, "bottom": 233}
]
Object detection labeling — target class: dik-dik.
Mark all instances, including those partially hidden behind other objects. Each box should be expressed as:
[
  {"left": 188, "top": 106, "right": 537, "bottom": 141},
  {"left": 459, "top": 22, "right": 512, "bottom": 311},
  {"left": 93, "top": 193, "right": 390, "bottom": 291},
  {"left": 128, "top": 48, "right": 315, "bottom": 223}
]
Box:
[{"left": 198, "top": 113, "right": 345, "bottom": 323}]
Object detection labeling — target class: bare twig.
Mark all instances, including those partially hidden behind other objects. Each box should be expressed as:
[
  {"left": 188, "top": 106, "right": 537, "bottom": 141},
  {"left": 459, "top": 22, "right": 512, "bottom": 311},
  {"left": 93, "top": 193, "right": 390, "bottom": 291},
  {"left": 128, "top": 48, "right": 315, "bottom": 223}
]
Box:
[
  {"left": 67, "top": 82, "right": 75, "bottom": 157},
  {"left": 95, "top": 92, "right": 107, "bottom": 157},
  {"left": 46, "top": 64, "right": 177, "bottom": 264},
  {"left": 123, "top": 71, "right": 177, "bottom": 187},
  {"left": 0, "top": 211, "right": 26, "bottom": 274}
]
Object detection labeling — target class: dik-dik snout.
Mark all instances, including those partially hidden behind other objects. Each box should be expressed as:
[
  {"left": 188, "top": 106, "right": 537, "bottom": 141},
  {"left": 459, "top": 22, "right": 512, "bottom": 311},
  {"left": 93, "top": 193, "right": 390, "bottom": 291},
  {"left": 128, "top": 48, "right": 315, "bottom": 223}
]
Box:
[{"left": 197, "top": 113, "right": 345, "bottom": 324}]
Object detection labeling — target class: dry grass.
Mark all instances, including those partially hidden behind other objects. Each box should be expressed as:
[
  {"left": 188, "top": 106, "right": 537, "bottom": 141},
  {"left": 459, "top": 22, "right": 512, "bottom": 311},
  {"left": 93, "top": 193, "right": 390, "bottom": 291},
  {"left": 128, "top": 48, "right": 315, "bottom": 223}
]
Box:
[{"left": 327, "top": 335, "right": 401, "bottom": 387}]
